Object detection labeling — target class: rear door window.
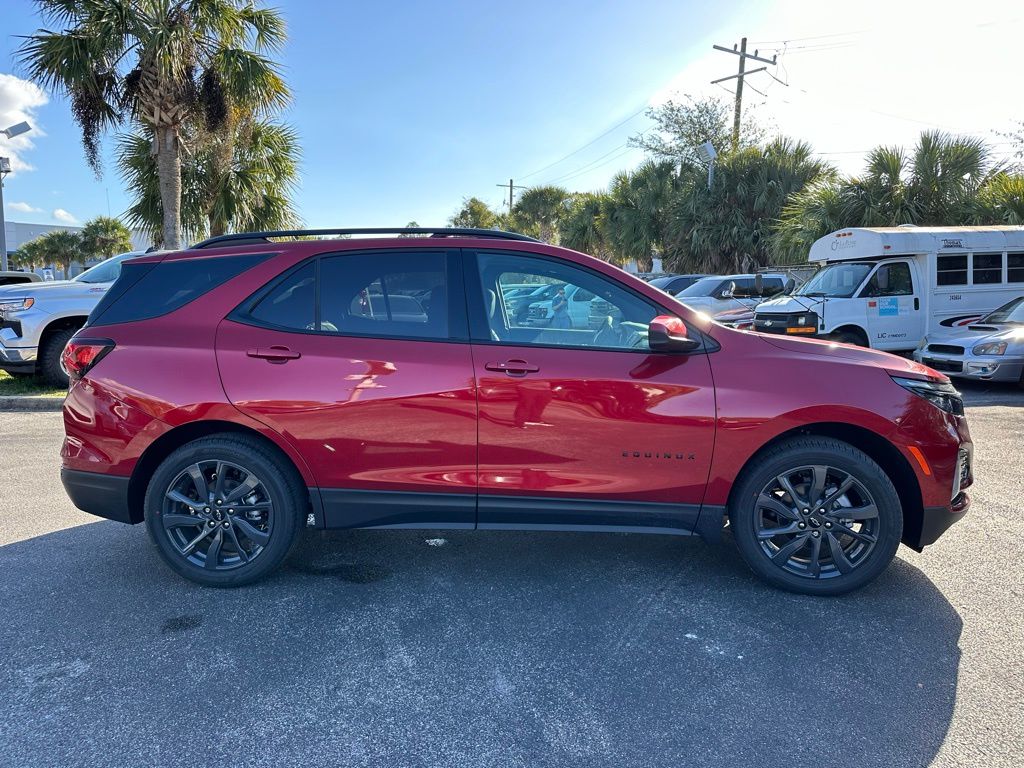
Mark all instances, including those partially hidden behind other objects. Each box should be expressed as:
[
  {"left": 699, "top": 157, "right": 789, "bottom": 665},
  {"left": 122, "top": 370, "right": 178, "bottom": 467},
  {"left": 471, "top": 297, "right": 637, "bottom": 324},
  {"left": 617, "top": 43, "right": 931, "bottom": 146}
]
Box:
[{"left": 937, "top": 254, "right": 967, "bottom": 286}]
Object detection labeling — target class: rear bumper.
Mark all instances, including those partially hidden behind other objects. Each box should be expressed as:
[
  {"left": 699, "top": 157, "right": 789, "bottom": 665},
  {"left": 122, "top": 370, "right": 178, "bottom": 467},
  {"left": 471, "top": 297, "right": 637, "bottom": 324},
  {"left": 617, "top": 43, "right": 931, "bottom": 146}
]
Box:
[{"left": 60, "top": 468, "right": 137, "bottom": 524}]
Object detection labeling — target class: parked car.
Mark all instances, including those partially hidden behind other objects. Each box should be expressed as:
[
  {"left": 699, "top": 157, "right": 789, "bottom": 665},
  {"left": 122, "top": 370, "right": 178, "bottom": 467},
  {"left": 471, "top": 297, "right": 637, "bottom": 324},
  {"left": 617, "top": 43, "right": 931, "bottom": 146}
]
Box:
[
  {"left": 913, "top": 296, "right": 1024, "bottom": 386},
  {"left": 754, "top": 226, "right": 1024, "bottom": 350},
  {"left": 521, "top": 282, "right": 597, "bottom": 328},
  {"left": 59, "top": 227, "right": 972, "bottom": 596},
  {"left": 648, "top": 274, "right": 707, "bottom": 296},
  {"left": 676, "top": 273, "right": 788, "bottom": 314},
  {"left": 0, "top": 270, "right": 43, "bottom": 287},
  {"left": 0, "top": 251, "right": 146, "bottom": 384}
]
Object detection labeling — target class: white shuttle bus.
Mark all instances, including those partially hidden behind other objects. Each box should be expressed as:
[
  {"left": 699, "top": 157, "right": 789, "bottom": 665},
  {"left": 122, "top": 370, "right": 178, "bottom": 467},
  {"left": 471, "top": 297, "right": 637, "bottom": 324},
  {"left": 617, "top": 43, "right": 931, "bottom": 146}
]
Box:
[{"left": 753, "top": 226, "right": 1024, "bottom": 351}]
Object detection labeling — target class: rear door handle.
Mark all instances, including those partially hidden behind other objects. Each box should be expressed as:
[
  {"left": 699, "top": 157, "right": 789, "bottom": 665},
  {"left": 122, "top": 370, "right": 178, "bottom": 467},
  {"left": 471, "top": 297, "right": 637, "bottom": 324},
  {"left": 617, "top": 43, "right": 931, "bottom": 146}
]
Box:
[
  {"left": 485, "top": 359, "right": 539, "bottom": 376},
  {"left": 247, "top": 346, "right": 301, "bottom": 361}
]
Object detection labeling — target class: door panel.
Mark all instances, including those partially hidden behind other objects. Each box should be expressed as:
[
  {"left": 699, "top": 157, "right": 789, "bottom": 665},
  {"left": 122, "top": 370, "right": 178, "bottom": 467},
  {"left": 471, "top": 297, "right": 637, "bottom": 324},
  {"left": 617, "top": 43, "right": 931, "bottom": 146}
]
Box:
[{"left": 472, "top": 344, "right": 716, "bottom": 531}]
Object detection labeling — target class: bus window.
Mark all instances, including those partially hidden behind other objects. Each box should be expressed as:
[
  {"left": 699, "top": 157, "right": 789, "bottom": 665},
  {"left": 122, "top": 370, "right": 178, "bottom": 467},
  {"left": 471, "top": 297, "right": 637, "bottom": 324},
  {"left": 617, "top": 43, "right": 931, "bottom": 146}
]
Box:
[
  {"left": 972, "top": 253, "right": 1003, "bottom": 285},
  {"left": 937, "top": 254, "right": 967, "bottom": 286},
  {"left": 1008, "top": 253, "right": 1024, "bottom": 283}
]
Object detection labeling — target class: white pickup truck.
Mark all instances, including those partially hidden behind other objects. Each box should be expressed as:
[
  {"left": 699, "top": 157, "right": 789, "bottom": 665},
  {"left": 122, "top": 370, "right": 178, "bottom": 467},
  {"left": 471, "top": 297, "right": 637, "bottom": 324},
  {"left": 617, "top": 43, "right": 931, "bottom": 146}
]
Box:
[{"left": 0, "top": 251, "right": 145, "bottom": 385}]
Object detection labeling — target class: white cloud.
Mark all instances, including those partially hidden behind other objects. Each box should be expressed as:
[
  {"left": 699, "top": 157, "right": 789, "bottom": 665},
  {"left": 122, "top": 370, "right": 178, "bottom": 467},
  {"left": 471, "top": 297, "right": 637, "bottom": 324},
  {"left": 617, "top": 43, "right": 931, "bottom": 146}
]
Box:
[
  {"left": 52, "top": 208, "right": 78, "bottom": 224},
  {"left": 0, "top": 73, "right": 47, "bottom": 177},
  {"left": 6, "top": 201, "right": 43, "bottom": 214}
]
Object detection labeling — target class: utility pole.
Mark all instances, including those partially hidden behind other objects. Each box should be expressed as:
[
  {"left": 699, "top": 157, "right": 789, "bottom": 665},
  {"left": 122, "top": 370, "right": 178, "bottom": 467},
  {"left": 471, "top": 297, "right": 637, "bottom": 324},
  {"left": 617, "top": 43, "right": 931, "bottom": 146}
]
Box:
[
  {"left": 711, "top": 37, "right": 776, "bottom": 149},
  {"left": 496, "top": 178, "right": 527, "bottom": 212}
]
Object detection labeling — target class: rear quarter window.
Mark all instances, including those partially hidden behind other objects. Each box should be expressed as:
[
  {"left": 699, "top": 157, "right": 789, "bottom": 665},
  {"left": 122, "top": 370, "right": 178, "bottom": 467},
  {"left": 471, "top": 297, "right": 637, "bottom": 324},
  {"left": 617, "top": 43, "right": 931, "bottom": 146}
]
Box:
[{"left": 89, "top": 253, "right": 270, "bottom": 326}]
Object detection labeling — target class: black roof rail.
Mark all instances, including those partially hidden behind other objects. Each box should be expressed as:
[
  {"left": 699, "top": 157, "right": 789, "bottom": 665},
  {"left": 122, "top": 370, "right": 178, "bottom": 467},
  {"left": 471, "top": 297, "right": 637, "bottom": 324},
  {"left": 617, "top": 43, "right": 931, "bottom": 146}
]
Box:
[{"left": 190, "top": 227, "right": 541, "bottom": 249}]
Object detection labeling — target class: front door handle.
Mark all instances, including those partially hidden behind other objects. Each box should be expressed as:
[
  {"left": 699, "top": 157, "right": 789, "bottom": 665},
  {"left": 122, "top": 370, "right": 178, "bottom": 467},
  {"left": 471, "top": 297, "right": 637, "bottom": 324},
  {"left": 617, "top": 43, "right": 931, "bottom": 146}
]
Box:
[
  {"left": 485, "top": 359, "right": 539, "bottom": 376},
  {"left": 247, "top": 345, "right": 301, "bottom": 362},
  {"left": 914, "top": 297, "right": 920, "bottom": 310}
]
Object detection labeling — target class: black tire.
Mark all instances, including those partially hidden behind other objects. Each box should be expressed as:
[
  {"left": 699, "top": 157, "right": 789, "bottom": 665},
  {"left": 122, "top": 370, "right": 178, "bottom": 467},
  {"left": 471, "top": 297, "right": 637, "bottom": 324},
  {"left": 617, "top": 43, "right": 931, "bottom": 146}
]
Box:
[
  {"left": 39, "top": 326, "right": 78, "bottom": 386},
  {"left": 831, "top": 329, "right": 867, "bottom": 347},
  {"left": 730, "top": 437, "right": 902, "bottom": 596},
  {"left": 144, "top": 435, "right": 306, "bottom": 587}
]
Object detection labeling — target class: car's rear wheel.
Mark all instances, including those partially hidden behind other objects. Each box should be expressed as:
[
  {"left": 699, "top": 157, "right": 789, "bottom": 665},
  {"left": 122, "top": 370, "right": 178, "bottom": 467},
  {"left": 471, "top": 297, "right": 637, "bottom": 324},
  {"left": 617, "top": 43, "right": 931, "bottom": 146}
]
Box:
[
  {"left": 730, "top": 437, "right": 902, "bottom": 595},
  {"left": 144, "top": 435, "right": 305, "bottom": 586}
]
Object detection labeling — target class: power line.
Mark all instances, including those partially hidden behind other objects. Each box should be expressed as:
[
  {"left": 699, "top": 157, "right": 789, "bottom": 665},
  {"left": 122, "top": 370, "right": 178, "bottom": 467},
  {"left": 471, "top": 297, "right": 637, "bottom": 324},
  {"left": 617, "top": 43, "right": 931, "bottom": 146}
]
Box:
[
  {"left": 543, "top": 141, "right": 635, "bottom": 185},
  {"left": 550, "top": 145, "right": 637, "bottom": 186},
  {"left": 517, "top": 105, "right": 649, "bottom": 181}
]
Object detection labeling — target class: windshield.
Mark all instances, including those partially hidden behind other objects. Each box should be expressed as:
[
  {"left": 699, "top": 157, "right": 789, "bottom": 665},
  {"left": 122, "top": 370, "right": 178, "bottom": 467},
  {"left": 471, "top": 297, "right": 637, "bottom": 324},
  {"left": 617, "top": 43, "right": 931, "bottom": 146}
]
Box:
[
  {"left": 796, "top": 262, "right": 872, "bottom": 298},
  {"left": 74, "top": 252, "right": 139, "bottom": 284},
  {"left": 677, "top": 276, "right": 723, "bottom": 298},
  {"left": 982, "top": 297, "right": 1024, "bottom": 324}
]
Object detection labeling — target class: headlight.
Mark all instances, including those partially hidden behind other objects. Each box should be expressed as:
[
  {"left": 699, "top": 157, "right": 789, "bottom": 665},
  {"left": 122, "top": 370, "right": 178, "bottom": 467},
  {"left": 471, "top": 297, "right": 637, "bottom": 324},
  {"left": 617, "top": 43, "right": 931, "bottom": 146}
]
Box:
[
  {"left": 0, "top": 297, "right": 34, "bottom": 315},
  {"left": 891, "top": 375, "right": 964, "bottom": 416},
  {"left": 972, "top": 341, "right": 1007, "bottom": 356}
]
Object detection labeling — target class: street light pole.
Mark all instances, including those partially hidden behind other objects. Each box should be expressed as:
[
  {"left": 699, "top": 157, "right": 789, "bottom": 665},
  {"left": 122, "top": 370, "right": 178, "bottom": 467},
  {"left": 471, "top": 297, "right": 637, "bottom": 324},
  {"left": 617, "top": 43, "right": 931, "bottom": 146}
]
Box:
[{"left": 0, "top": 121, "right": 34, "bottom": 272}]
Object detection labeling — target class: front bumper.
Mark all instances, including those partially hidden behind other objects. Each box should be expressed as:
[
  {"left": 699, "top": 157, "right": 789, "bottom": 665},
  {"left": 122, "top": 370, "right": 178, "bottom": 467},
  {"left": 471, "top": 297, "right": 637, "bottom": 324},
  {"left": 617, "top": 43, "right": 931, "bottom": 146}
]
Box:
[
  {"left": 0, "top": 340, "right": 38, "bottom": 374},
  {"left": 913, "top": 349, "right": 1024, "bottom": 383},
  {"left": 911, "top": 492, "right": 971, "bottom": 549},
  {"left": 61, "top": 468, "right": 137, "bottom": 524}
]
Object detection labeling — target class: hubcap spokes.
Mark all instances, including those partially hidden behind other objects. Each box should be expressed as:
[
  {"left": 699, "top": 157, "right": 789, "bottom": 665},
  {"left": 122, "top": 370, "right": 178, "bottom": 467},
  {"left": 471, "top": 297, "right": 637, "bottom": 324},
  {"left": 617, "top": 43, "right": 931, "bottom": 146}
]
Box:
[
  {"left": 161, "top": 460, "right": 273, "bottom": 571},
  {"left": 754, "top": 464, "right": 879, "bottom": 579}
]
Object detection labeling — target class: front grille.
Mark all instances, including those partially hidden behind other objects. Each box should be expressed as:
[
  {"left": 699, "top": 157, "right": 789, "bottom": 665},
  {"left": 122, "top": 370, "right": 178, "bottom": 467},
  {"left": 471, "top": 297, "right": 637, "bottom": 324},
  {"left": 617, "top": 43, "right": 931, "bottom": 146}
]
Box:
[
  {"left": 922, "top": 357, "right": 963, "bottom": 373},
  {"left": 927, "top": 344, "right": 965, "bottom": 355}
]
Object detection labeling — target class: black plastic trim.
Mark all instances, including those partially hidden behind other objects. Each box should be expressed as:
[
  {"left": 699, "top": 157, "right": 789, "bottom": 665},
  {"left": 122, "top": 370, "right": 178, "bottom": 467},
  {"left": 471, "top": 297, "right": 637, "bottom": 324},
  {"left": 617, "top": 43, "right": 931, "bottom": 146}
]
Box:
[
  {"left": 0, "top": 318, "right": 23, "bottom": 336},
  {"left": 320, "top": 489, "right": 476, "bottom": 529},
  {"left": 61, "top": 468, "right": 137, "bottom": 524},
  {"left": 477, "top": 494, "right": 701, "bottom": 534},
  {"left": 910, "top": 498, "right": 971, "bottom": 550}
]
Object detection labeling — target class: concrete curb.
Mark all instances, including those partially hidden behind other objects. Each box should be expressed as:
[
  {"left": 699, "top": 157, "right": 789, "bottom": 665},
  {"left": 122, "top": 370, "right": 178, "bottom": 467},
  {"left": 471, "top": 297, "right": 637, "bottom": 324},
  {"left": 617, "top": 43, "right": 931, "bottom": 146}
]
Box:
[{"left": 0, "top": 395, "right": 65, "bottom": 412}]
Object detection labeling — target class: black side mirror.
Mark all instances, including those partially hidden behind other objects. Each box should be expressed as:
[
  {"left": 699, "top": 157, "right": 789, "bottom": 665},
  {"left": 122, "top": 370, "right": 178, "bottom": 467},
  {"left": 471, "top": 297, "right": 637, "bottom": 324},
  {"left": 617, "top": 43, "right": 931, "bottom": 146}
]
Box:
[
  {"left": 648, "top": 315, "right": 702, "bottom": 352},
  {"left": 754, "top": 274, "right": 764, "bottom": 295},
  {"left": 783, "top": 278, "right": 796, "bottom": 295}
]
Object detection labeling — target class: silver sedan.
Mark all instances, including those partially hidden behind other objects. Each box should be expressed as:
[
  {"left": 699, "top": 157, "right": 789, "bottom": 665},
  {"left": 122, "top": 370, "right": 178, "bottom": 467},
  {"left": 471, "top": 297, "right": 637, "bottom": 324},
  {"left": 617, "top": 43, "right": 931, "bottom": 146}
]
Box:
[{"left": 914, "top": 296, "right": 1024, "bottom": 386}]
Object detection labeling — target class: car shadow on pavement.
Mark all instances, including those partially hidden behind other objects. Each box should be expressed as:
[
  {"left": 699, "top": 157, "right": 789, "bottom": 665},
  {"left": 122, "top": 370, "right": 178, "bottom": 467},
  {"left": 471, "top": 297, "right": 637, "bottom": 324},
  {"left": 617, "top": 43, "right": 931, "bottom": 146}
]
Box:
[{"left": 0, "top": 521, "right": 962, "bottom": 768}]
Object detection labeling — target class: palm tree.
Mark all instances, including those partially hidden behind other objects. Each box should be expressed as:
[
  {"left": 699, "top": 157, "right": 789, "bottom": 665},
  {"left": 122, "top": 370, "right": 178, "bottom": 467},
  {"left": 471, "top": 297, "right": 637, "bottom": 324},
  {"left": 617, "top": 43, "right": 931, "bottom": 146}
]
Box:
[
  {"left": 19, "top": 0, "right": 289, "bottom": 249},
  {"left": 116, "top": 115, "right": 300, "bottom": 244},
  {"left": 511, "top": 186, "right": 570, "bottom": 242},
  {"left": 558, "top": 192, "right": 613, "bottom": 261},
  {"left": 35, "top": 230, "right": 85, "bottom": 278},
  {"left": 80, "top": 216, "right": 133, "bottom": 260},
  {"left": 11, "top": 238, "right": 47, "bottom": 271},
  {"left": 602, "top": 160, "right": 678, "bottom": 271},
  {"left": 671, "top": 138, "right": 831, "bottom": 272},
  {"left": 774, "top": 131, "right": 994, "bottom": 261},
  {"left": 970, "top": 173, "right": 1024, "bottom": 225}
]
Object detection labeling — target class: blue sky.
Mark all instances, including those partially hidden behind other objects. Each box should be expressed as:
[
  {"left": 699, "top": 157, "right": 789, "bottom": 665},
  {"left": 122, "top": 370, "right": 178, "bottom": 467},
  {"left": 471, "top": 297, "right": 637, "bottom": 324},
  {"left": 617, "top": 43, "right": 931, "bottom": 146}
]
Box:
[{"left": 1, "top": 0, "right": 1021, "bottom": 235}]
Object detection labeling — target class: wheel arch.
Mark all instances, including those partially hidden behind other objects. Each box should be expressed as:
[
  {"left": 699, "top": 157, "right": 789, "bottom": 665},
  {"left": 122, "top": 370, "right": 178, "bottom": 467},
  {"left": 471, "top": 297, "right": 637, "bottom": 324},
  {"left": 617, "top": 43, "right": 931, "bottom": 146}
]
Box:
[
  {"left": 725, "top": 421, "right": 924, "bottom": 550},
  {"left": 39, "top": 314, "right": 89, "bottom": 347},
  {"left": 829, "top": 324, "right": 869, "bottom": 347},
  {"left": 127, "top": 419, "right": 316, "bottom": 524}
]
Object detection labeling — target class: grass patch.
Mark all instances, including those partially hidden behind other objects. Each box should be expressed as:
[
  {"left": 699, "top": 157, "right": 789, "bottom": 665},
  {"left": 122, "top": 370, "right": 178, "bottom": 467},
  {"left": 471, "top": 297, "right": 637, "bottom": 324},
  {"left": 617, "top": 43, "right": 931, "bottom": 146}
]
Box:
[{"left": 0, "top": 370, "right": 66, "bottom": 398}]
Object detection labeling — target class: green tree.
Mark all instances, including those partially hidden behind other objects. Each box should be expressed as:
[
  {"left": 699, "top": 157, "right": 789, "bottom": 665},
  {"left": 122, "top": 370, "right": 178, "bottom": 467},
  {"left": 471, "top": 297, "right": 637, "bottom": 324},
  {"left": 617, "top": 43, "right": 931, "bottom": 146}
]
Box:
[
  {"left": 116, "top": 116, "right": 300, "bottom": 244},
  {"left": 629, "top": 95, "right": 766, "bottom": 166},
  {"left": 671, "top": 138, "right": 831, "bottom": 272},
  {"left": 774, "top": 131, "right": 995, "bottom": 261},
  {"left": 19, "top": 0, "right": 289, "bottom": 249},
  {"left": 449, "top": 197, "right": 502, "bottom": 229},
  {"left": 35, "top": 230, "right": 85, "bottom": 278},
  {"left": 80, "top": 216, "right": 133, "bottom": 260},
  {"left": 602, "top": 160, "right": 678, "bottom": 271},
  {"left": 558, "top": 192, "right": 613, "bottom": 261},
  {"left": 511, "top": 185, "right": 570, "bottom": 242},
  {"left": 970, "top": 173, "right": 1024, "bottom": 224},
  {"left": 11, "top": 238, "right": 47, "bottom": 271}
]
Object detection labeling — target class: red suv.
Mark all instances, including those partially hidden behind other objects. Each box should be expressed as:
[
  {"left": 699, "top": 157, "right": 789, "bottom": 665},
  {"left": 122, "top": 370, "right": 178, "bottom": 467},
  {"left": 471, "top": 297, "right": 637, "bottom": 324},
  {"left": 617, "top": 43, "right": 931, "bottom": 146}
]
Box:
[{"left": 60, "top": 228, "right": 972, "bottom": 595}]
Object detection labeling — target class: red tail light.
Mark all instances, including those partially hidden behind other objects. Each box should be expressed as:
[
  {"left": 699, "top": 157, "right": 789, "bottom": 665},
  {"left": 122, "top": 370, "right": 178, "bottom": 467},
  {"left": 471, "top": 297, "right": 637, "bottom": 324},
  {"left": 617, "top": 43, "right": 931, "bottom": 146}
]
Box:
[{"left": 61, "top": 338, "right": 115, "bottom": 380}]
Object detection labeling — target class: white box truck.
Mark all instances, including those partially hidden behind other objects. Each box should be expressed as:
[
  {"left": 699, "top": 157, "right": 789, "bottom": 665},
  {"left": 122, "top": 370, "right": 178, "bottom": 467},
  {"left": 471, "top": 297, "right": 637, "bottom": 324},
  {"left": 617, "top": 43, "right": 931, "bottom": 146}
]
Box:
[{"left": 753, "top": 226, "right": 1024, "bottom": 351}]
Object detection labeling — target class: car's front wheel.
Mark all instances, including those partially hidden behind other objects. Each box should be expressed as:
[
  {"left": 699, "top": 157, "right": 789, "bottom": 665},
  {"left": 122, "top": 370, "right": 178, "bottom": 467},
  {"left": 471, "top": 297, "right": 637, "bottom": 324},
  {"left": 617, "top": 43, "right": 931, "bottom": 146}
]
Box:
[
  {"left": 730, "top": 437, "right": 903, "bottom": 595},
  {"left": 144, "top": 435, "right": 305, "bottom": 586}
]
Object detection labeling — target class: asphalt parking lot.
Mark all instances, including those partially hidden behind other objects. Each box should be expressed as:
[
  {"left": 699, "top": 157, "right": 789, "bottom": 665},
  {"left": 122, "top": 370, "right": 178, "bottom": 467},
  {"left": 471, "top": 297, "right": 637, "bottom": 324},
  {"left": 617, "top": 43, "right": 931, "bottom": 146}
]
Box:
[{"left": 1, "top": 382, "right": 1022, "bottom": 768}]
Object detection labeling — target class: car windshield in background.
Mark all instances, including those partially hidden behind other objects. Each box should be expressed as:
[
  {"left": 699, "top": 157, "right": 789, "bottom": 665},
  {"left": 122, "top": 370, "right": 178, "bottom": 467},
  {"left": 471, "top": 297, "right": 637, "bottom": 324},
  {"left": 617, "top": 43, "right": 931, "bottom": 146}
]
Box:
[
  {"left": 75, "top": 253, "right": 138, "bottom": 284},
  {"left": 982, "top": 297, "right": 1024, "bottom": 324},
  {"left": 796, "top": 262, "right": 872, "bottom": 298},
  {"left": 677, "top": 276, "right": 722, "bottom": 298}
]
